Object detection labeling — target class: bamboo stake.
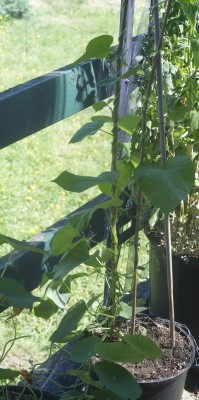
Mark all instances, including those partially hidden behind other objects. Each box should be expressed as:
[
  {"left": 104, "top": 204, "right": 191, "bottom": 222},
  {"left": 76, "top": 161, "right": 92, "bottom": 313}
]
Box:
[{"left": 153, "top": 0, "right": 175, "bottom": 348}]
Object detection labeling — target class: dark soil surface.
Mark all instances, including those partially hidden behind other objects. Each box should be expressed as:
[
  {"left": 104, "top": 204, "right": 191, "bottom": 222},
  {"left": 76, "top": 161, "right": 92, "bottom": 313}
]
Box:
[{"left": 120, "top": 316, "right": 193, "bottom": 381}]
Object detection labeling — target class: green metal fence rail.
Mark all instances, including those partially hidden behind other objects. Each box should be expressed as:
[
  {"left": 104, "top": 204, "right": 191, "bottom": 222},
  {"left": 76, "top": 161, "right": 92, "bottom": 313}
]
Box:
[
  {"left": 0, "top": 51, "right": 138, "bottom": 294},
  {"left": 0, "top": 59, "right": 111, "bottom": 149}
]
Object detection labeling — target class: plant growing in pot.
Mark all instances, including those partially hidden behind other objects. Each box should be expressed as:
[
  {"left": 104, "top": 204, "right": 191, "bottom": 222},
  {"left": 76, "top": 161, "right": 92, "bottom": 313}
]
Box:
[
  {"left": 29, "top": 1, "right": 196, "bottom": 399},
  {"left": 139, "top": 0, "right": 199, "bottom": 341},
  {"left": 0, "top": 0, "right": 196, "bottom": 399}
]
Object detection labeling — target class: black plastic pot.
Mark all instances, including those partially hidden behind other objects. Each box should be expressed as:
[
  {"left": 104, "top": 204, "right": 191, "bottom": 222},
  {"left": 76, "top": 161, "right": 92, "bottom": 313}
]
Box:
[
  {"left": 0, "top": 385, "right": 59, "bottom": 400},
  {"left": 88, "top": 317, "right": 195, "bottom": 400},
  {"left": 137, "top": 321, "right": 195, "bottom": 400},
  {"left": 149, "top": 244, "right": 199, "bottom": 327}
]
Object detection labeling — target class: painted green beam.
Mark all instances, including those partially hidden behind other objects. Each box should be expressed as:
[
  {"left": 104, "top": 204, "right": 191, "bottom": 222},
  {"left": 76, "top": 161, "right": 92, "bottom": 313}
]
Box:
[{"left": 0, "top": 58, "right": 112, "bottom": 149}]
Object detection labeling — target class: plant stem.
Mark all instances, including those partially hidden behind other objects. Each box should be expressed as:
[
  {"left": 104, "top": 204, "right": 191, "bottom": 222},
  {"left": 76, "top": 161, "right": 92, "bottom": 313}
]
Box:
[
  {"left": 153, "top": 0, "right": 175, "bottom": 348},
  {"left": 131, "top": 0, "right": 173, "bottom": 334},
  {"left": 109, "top": 0, "right": 128, "bottom": 327}
]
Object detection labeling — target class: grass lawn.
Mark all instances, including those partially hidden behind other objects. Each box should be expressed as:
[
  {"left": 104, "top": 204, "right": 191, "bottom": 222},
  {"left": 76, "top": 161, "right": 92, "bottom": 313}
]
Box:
[{"left": 0, "top": 0, "right": 150, "bottom": 373}]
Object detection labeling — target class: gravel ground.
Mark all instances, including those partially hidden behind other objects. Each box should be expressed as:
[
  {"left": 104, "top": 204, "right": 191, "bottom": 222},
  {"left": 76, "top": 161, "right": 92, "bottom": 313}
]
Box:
[
  {"left": 183, "top": 373, "right": 199, "bottom": 399},
  {"left": 182, "top": 389, "right": 198, "bottom": 399}
]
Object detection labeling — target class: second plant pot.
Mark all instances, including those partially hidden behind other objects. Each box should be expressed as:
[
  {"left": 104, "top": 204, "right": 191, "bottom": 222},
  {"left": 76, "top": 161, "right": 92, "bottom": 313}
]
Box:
[{"left": 149, "top": 244, "right": 199, "bottom": 329}]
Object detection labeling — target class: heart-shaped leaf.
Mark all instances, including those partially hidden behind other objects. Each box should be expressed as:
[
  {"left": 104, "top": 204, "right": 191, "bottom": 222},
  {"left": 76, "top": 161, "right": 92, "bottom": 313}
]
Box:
[
  {"left": 72, "top": 35, "right": 113, "bottom": 65},
  {"left": 94, "top": 361, "right": 142, "bottom": 400},
  {"left": 34, "top": 299, "right": 59, "bottom": 319},
  {"left": 95, "top": 341, "right": 145, "bottom": 363},
  {"left": 124, "top": 334, "right": 163, "bottom": 359},
  {"left": 118, "top": 115, "right": 141, "bottom": 134},
  {"left": 93, "top": 100, "right": 108, "bottom": 112},
  {"left": 134, "top": 156, "right": 195, "bottom": 214},
  {"left": 70, "top": 335, "right": 102, "bottom": 362},
  {"left": 118, "top": 302, "right": 147, "bottom": 319}
]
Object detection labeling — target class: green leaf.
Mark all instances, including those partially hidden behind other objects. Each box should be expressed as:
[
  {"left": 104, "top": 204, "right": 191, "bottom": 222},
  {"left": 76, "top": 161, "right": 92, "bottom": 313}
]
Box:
[
  {"left": 98, "top": 161, "right": 130, "bottom": 197},
  {"left": 121, "top": 65, "right": 144, "bottom": 79},
  {"left": 97, "top": 182, "right": 112, "bottom": 197},
  {"left": 0, "top": 277, "right": 42, "bottom": 308},
  {"left": 87, "top": 293, "right": 102, "bottom": 308},
  {"left": 101, "top": 248, "right": 112, "bottom": 262},
  {"left": 83, "top": 251, "right": 102, "bottom": 268},
  {"left": 69, "top": 197, "right": 122, "bottom": 233},
  {"left": 53, "top": 240, "right": 89, "bottom": 280},
  {"left": 149, "top": 208, "right": 160, "bottom": 228},
  {"left": 134, "top": 156, "right": 195, "bottom": 214},
  {"left": 92, "top": 100, "right": 108, "bottom": 112},
  {"left": 69, "top": 208, "right": 94, "bottom": 233},
  {"left": 98, "top": 66, "right": 144, "bottom": 87},
  {"left": 95, "top": 342, "right": 146, "bottom": 363},
  {"left": 91, "top": 115, "right": 112, "bottom": 123},
  {"left": 97, "top": 76, "right": 118, "bottom": 87},
  {"left": 190, "top": 110, "right": 199, "bottom": 131},
  {"left": 118, "top": 302, "right": 148, "bottom": 319},
  {"left": 72, "top": 35, "right": 113, "bottom": 65},
  {"left": 50, "top": 300, "right": 87, "bottom": 343},
  {"left": 186, "top": 77, "right": 198, "bottom": 109},
  {"left": 69, "top": 272, "right": 89, "bottom": 281},
  {"left": 46, "top": 280, "right": 71, "bottom": 308},
  {"left": 0, "top": 234, "right": 46, "bottom": 254},
  {"left": 191, "top": 36, "right": 199, "bottom": 69},
  {"left": 53, "top": 170, "right": 120, "bottom": 193},
  {"left": 49, "top": 224, "right": 79, "bottom": 256},
  {"left": 94, "top": 361, "right": 142, "bottom": 400},
  {"left": 69, "top": 369, "right": 103, "bottom": 390},
  {"left": 34, "top": 299, "right": 59, "bottom": 319},
  {"left": 124, "top": 334, "right": 163, "bottom": 359},
  {"left": 169, "top": 106, "right": 188, "bottom": 122},
  {"left": 70, "top": 335, "right": 102, "bottom": 362},
  {"left": 116, "top": 160, "right": 132, "bottom": 189},
  {"left": 0, "top": 368, "right": 20, "bottom": 381},
  {"left": 69, "top": 121, "right": 104, "bottom": 144},
  {"left": 118, "top": 115, "right": 141, "bottom": 134},
  {"left": 179, "top": 1, "right": 198, "bottom": 29}
]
